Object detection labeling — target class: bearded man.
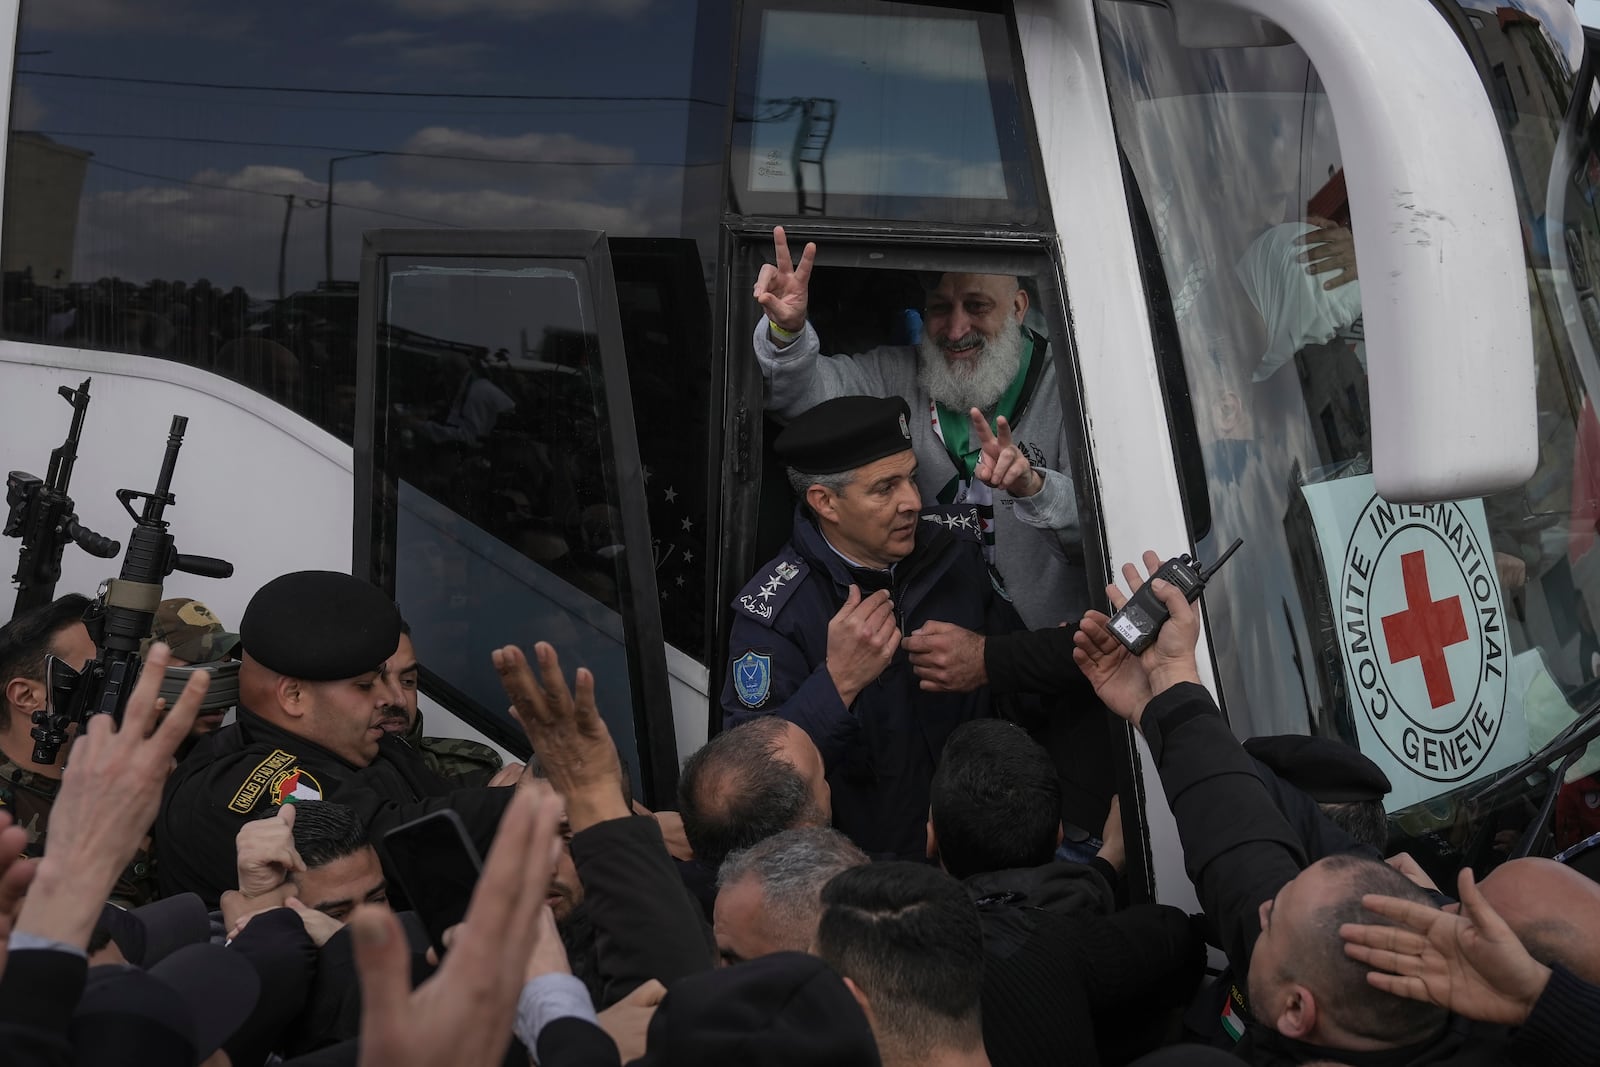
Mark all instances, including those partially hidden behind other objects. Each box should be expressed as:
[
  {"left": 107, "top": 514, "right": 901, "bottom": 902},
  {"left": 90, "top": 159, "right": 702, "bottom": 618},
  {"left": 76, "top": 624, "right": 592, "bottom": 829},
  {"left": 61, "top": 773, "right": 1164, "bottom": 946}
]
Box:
[{"left": 752, "top": 226, "right": 1085, "bottom": 629}]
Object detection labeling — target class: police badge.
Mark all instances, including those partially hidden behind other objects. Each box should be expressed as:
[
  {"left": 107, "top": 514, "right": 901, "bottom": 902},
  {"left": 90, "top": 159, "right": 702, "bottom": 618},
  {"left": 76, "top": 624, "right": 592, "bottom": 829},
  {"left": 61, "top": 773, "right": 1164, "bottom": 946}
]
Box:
[{"left": 733, "top": 650, "right": 772, "bottom": 708}]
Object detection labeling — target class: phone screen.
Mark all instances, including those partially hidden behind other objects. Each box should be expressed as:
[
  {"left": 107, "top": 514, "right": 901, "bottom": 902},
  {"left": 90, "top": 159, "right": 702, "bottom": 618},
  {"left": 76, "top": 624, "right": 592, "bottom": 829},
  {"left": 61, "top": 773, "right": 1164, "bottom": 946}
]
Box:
[{"left": 378, "top": 809, "right": 483, "bottom": 954}]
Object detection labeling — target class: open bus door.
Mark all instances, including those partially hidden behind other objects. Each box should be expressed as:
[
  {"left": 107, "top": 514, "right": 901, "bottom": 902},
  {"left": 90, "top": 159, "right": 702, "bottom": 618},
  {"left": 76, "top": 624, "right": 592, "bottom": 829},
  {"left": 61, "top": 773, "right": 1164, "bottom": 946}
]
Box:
[{"left": 352, "top": 229, "right": 680, "bottom": 806}]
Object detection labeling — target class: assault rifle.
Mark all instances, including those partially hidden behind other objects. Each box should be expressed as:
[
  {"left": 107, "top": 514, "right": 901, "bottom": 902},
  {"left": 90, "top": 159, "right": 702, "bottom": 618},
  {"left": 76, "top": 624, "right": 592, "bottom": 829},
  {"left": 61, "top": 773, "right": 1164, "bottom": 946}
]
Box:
[
  {"left": 4, "top": 379, "right": 121, "bottom": 616},
  {"left": 33, "top": 416, "right": 233, "bottom": 765}
]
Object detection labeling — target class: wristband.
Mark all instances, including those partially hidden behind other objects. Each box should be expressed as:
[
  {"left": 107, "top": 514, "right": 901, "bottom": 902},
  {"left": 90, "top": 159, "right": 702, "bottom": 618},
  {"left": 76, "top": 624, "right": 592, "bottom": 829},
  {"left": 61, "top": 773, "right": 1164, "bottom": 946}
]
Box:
[{"left": 768, "top": 319, "right": 801, "bottom": 343}]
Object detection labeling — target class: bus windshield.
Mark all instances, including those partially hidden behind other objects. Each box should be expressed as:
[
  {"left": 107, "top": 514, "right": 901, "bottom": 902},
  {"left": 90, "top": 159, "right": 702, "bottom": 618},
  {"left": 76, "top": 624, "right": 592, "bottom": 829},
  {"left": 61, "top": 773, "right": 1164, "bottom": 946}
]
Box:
[{"left": 1100, "top": 0, "right": 1600, "bottom": 876}]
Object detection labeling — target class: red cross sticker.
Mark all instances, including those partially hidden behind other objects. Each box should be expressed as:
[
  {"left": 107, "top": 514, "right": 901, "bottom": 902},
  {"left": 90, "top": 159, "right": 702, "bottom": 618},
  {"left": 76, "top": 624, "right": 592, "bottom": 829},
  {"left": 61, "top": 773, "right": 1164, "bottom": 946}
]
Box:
[{"left": 1381, "top": 550, "right": 1468, "bottom": 709}]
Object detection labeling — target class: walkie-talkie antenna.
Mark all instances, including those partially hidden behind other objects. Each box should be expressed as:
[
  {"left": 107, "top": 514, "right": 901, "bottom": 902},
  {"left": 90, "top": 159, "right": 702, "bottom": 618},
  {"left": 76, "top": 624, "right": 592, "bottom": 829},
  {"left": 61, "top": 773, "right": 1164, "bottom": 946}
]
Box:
[{"left": 1200, "top": 538, "right": 1244, "bottom": 582}]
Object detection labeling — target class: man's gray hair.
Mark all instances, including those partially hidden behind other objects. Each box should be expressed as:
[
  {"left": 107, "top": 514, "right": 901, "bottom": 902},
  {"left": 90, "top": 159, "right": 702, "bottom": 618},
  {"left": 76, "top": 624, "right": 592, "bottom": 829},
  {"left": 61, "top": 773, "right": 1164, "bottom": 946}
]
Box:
[
  {"left": 786, "top": 466, "right": 853, "bottom": 501},
  {"left": 718, "top": 827, "right": 869, "bottom": 952}
]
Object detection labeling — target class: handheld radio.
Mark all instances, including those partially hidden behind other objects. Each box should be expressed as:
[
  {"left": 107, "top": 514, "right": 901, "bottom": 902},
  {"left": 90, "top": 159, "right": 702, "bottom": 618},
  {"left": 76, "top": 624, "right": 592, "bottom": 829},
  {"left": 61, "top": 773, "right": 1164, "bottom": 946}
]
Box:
[{"left": 1108, "top": 539, "right": 1243, "bottom": 655}]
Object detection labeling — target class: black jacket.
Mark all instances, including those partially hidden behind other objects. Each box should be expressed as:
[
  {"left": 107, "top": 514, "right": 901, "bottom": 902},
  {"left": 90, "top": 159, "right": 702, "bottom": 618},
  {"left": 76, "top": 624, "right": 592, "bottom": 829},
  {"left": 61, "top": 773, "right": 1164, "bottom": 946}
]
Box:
[
  {"left": 571, "top": 814, "right": 714, "bottom": 1006},
  {"left": 1142, "top": 682, "right": 1600, "bottom": 1066},
  {"left": 723, "top": 505, "right": 1020, "bottom": 858},
  {"left": 968, "top": 861, "right": 1204, "bottom": 1067},
  {"left": 155, "top": 708, "right": 513, "bottom": 905},
  {"left": 0, "top": 948, "right": 84, "bottom": 1067}
]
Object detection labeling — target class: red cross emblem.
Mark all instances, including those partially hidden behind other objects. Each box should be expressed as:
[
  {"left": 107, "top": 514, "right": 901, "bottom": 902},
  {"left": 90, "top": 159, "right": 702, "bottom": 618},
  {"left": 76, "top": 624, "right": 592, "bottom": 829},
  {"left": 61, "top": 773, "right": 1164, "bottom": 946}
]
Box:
[{"left": 1381, "top": 550, "right": 1468, "bottom": 709}]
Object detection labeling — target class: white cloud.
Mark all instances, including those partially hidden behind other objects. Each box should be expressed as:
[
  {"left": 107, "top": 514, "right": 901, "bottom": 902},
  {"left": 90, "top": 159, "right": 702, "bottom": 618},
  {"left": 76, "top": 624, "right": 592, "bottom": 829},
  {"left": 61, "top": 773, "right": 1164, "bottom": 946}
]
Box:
[
  {"left": 344, "top": 27, "right": 494, "bottom": 67},
  {"left": 22, "top": 0, "right": 254, "bottom": 36},
  {"left": 762, "top": 10, "right": 992, "bottom": 85},
  {"left": 70, "top": 156, "right": 680, "bottom": 295},
  {"left": 402, "top": 126, "right": 635, "bottom": 164}
]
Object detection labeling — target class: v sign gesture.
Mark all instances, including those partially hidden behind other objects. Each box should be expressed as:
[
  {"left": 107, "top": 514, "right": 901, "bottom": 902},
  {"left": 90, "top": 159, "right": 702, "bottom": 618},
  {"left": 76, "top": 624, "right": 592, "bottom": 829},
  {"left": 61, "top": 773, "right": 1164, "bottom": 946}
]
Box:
[
  {"left": 753, "top": 225, "right": 815, "bottom": 335},
  {"left": 971, "top": 409, "right": 1043, "bottom": 498}
]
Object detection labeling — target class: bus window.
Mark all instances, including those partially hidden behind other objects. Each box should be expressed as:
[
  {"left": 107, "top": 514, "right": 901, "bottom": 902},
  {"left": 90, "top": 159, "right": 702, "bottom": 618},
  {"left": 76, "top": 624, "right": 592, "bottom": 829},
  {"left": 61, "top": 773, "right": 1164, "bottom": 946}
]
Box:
[
  {"left": 1099, "top": 1, "right": 1598, "bottom": 869},
  {"left": 0, "top": 0, "right": 723, "bottom": 667},
  {"left": 729, "top": 0, "right": 1042, "bottom": 226},
  {"left": 358, "top": 232, "right": 675, "bottom": 802}
]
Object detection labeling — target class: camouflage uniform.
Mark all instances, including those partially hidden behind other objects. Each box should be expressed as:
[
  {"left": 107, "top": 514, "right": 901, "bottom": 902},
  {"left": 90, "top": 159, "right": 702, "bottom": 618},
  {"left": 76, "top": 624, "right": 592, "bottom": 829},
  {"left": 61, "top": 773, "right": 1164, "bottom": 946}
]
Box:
[
  {"left": 0, "top": 756, "right": 158, "bottom": 906},
  {"left": 403, "top": 709, "right": 505, "bottom": 788}
]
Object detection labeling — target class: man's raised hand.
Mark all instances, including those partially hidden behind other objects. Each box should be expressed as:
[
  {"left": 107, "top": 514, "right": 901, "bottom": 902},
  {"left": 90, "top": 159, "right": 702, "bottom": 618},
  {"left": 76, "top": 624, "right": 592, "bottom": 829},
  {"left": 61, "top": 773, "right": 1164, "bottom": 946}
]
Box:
[
  {"left": 971, "top": 411, "right": 1043, "bottom": 498},
  {"left": 826, "top": 586, "right": 899, "bottom": 707},
  {"left": 493, "top": 642, "right": 628, "bottom": 831},
  {"left": 1341, "top": 868, "right": 1550, "bottom": 1026},
  {"left": 1295, "top": 216, "right": 1358, "bottom": 290},
  {"left": 753, "top": 225, "right": 815, "bottom": 336},
  {"left": 235, "top": 803, "right": 306, "bottom": 900},
  {"left": 352, "top": 787, "right": 565, "bottom": 1067}
]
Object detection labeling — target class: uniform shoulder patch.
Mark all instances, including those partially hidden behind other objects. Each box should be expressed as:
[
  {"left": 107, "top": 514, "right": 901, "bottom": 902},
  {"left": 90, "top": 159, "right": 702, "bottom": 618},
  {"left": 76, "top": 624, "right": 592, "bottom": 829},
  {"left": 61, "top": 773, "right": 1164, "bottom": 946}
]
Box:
[
  {"left": 734, "top": 557, "right": 808, "bottom": 625},
  {"left": 731, "top": 650, "right": 773, "bottom": 708},
  {"left": 228, "top": 749, "right": 320, "bottom": 813},
  {"left": 920, "top": 504, "right": 985, "bottom": 544}
]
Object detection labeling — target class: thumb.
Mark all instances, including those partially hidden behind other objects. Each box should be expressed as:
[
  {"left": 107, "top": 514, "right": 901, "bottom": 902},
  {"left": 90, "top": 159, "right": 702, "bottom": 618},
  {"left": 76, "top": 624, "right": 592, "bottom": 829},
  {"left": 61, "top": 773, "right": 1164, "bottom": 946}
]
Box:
[
  {"left": 351, "top": 906, "right": 411, "bottom": 1038},
  {"left": 279, "top": 803, "right": 297, "bottom": 829},
  {"left": 631, "top": 979, "right": 667, "bottom": 1006},
  {"left": 844, "top": 585, "right": 861, "bottom": 609}
]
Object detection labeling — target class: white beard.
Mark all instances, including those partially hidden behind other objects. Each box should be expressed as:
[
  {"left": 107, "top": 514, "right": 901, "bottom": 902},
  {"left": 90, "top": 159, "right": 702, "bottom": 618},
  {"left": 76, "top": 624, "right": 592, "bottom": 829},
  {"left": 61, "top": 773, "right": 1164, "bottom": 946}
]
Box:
[{"left": 917, "top": 323, "right": 1025, "bottom": 413}]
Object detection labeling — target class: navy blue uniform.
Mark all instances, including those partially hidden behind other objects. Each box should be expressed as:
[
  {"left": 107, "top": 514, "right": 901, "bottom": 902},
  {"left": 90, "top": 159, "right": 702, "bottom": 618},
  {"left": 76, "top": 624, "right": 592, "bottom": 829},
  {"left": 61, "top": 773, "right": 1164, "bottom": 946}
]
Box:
[{"left": 722, "top": 505, "right": 1020, "bottom": 858}]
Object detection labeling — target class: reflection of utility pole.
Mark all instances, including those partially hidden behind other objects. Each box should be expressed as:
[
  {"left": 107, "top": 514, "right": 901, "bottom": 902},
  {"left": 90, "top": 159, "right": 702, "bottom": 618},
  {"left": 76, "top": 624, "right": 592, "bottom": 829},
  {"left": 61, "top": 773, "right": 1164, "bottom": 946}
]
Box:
[
  {"left": 277, "top": 194, "right": 295, "bottom": 301},
  {"left": 791, "top": 98, "right": 836, "bottom": 216},
  {"left": 324, "top": 151, "right": 382, "bottom": 286}
]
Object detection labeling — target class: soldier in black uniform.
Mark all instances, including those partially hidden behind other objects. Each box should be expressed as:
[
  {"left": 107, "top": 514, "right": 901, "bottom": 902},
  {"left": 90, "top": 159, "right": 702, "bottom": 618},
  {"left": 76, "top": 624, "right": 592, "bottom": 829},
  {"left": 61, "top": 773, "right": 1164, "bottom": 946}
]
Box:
[{"left": 154, "top": 570, "right": 516, "bottom": 905}]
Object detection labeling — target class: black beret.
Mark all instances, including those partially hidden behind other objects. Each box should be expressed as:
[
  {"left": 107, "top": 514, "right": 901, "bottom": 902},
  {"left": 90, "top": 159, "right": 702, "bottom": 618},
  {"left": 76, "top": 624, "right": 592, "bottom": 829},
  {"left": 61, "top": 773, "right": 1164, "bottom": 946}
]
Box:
[
  {"left": 635, "top": 952, "right": 878, "bottom": 1067},
  {"left": 774, "top": 395, "right": 914, "bottom": 476},
  {"left": 239, "top": 571, "right": 401, "bottom": 681},
  {"left": 1244, "top": 734, "right": 1392, "bottom": 803}
]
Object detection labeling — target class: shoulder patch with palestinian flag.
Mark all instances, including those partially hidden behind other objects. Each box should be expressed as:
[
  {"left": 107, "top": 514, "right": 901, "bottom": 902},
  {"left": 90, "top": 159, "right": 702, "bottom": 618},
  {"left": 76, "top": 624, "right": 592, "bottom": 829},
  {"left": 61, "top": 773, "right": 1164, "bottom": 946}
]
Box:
[{"left": 228, "top": 749, "right": 322, "bottom": 813}]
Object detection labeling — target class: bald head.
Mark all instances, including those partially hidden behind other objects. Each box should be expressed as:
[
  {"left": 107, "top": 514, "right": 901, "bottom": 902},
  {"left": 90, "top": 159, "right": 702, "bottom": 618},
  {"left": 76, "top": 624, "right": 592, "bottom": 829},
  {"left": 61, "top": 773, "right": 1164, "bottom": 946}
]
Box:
[{"left": 1478, "top": 858, "right": 1600, "bottom": 983}]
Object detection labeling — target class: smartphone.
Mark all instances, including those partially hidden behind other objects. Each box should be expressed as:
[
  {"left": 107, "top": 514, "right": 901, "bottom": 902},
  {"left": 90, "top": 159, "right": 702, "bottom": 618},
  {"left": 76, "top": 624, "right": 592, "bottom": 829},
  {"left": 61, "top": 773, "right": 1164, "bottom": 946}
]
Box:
[{"left": 378, "top": 809, "right": 483, "bottom": 956}]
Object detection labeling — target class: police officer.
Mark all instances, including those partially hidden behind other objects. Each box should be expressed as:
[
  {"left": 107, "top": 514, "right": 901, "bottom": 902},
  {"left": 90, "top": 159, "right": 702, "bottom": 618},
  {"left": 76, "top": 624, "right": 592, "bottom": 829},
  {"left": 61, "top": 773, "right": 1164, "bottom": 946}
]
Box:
[
  {"left": 722, "top": 395, "right": 1019, "bottom": 859},
  {"left": 155, "top": 570, "right": 515, "bottom": 905},
  {"left": 379, "top": 621, "right": 516, "bottom": 787}
]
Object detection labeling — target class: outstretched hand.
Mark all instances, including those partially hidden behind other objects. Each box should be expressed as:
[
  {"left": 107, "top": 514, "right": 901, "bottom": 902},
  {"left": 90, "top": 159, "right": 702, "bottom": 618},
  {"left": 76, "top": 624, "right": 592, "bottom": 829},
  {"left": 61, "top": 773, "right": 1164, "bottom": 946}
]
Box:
[
  {"left": 1073, "top": 550, "right": 1203, "bottom": 724},
  {"left": 753, "top": 225, "right": 815, "bottom": 335},
  {"left": 971, "top": 411, "right": 1043, "bottom": 498},
  {"left": 352, "top": 788, "right": 565, "bottom": 1067},
  {"left": 1341, "top": 868, "right": 1550, "bottom": 1026},
  {"left": 494, "top": 642, "right": 628, "bottom": 832}
]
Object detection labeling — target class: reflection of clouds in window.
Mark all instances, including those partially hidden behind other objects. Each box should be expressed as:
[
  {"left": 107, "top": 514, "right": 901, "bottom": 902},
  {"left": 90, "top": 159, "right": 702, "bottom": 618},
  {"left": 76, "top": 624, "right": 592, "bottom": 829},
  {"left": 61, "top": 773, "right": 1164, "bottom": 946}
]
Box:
[
  {"left": 378, "top": 0, "right": 653, "bottom": 18},
  {"left": 790, "top": 148, "right": 1005, "bottom": 201},
  {"left": 344, "top": 29, "right": 496, "bottom": 68},
  {"left": 761, "top": 12, "right": 990, "bottom": 85},
  {"left": 73, "top": 160, "right": 679, "bottom": 296}
]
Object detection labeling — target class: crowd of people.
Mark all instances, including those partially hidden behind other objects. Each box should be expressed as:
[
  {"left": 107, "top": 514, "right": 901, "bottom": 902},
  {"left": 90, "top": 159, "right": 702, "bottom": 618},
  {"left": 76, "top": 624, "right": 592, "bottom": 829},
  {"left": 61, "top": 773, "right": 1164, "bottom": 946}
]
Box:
[{"left": 0, "top": 224, "right": 1596, "bottom": 1066}]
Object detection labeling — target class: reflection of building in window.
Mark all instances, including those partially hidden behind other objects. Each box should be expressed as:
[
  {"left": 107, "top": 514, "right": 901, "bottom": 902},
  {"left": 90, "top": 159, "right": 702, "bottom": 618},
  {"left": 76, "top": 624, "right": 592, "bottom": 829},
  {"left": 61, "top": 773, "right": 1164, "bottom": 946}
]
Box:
[{"left": 1, "top": 133, "right": 90, "bottom": 288}]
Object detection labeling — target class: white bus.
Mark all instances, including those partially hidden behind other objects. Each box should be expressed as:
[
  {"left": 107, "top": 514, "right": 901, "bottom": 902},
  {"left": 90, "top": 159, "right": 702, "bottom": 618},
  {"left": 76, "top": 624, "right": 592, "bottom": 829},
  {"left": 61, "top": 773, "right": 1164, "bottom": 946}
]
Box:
[{"left": 0, "top": 0, "right": 1595, "bottom": 905}]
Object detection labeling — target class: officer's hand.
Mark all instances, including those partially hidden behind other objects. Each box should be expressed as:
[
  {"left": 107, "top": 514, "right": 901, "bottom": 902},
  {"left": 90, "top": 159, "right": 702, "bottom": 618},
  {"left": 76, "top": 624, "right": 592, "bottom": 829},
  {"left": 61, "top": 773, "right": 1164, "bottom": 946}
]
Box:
[
  {"left": 523, "top": 904, "right": 571, "bottom": 982},
  {"left": 0, "top": 810, "right": 38, "bottom": 980},
  {"left": 235, "top": 803, "right": 306, "bottom": 900},
  {"left": 826, "top": 586, "right": 899, "bottom": 707},
  {"left": 971, "top": 411, "right": 1044, "bottom": 498},
  {"left": 903, "top": 621, "right": 988, "bottom": 693},
  {"left": 15, "top": 643, "right": 205, "bottom": 951},
  {"left": 351, "top": 788, "right": 564, "bottom": 1067},
  {"left": 633, "top": 801, "right": 695, "bottom": 861},
  {"left": 1111, "top": 550, "right": 1203, "bottom": 694},
  {"left": 600, "top": 979, "right": 666, "bottom": 1064},
  {"left": 753, "top": 225, "right": 815, "bottom": 336},
  {"left": 1295, "top": 216, "right": 1358, "bottom": 290},
  {"left": 494, "top": 643, "right": 628, "bottom": 833}
]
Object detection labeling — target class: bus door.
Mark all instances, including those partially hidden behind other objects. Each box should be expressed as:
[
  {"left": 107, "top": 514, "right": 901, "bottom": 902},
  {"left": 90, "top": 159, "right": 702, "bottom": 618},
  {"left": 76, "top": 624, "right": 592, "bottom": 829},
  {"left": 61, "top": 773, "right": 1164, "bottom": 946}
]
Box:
[{"left": 352, "top": 229, "right": 680, "bottom": 806}]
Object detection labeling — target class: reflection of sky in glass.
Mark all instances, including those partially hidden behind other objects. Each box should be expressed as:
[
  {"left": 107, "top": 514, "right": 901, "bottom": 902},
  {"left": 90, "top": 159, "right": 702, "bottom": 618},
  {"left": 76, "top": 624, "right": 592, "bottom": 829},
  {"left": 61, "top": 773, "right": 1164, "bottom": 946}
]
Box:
[
  {"left": 387, "top": 266, "right": 586, "bottom": 356},
  {"left": 747, "top": 10, "right": 1006, "bottom": 200},
  {"left": 13, "top": 0, "right": 722, "bottom": 295}
]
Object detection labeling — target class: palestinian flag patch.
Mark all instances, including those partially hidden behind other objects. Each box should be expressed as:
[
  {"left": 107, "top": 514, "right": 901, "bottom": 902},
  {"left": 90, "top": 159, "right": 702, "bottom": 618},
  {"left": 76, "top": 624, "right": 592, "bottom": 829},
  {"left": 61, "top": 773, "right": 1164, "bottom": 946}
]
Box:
[{"left": 272, "top": 767, "right": 323, "bottom": 805}]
